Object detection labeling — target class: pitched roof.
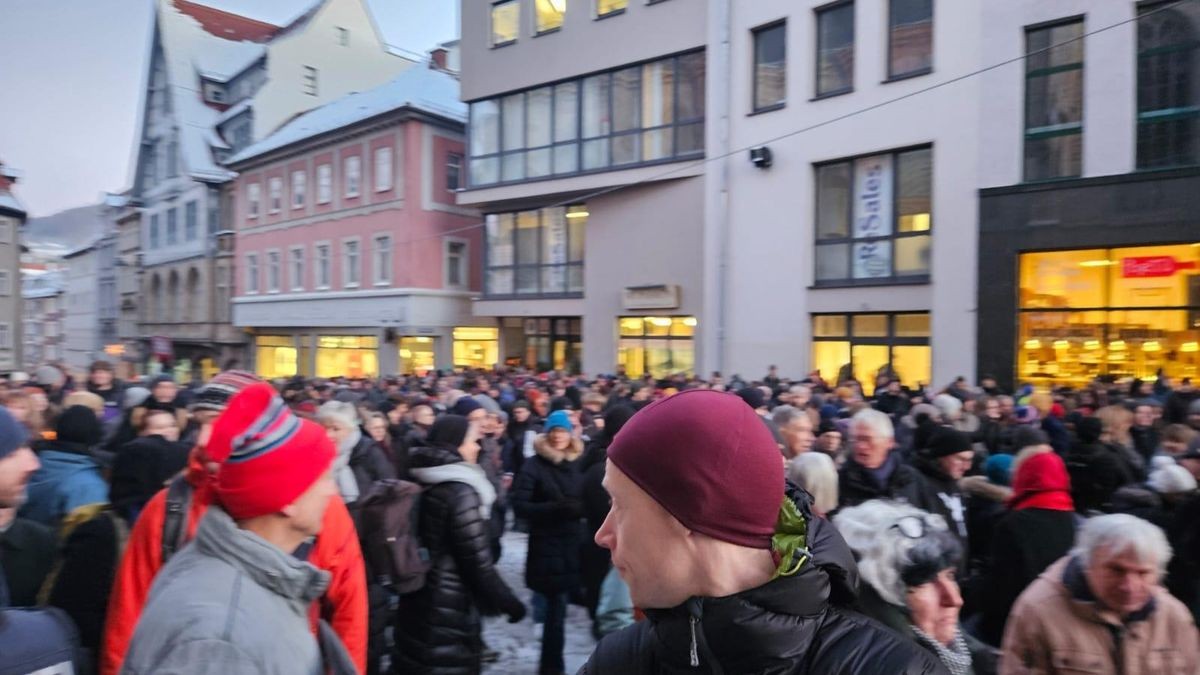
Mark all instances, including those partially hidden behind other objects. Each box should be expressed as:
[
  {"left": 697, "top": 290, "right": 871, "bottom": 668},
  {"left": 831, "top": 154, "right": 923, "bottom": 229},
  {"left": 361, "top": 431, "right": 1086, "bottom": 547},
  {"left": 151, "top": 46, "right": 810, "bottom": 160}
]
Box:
[
  {"left": 184, "top": 0, "right": 320, "bottom": 29},
  {"left": 0, "top": 193, "right": 25, "bottom": 216},
  {"left": 227, "top": 66, "right": 465, "bottom": 165}
]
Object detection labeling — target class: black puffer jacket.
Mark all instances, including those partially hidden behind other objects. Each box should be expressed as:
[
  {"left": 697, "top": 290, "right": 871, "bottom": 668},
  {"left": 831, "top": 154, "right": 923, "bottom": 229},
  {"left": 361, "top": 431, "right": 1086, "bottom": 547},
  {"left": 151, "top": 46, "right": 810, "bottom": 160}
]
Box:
[
  {"left": 348, "top": 432, "right": 397, "bottom": 505},
  {"left": 838, "top": 453, "right": 931, "bottom": 511},
  {"left": 392, "top": 443, "right": 524, "bottom": 674},
  {"left": 511, "top": 434, "right": 585, "bottom": 595},
  {"left": 580, "top": 487, "right": 949, "bottom": 674}
]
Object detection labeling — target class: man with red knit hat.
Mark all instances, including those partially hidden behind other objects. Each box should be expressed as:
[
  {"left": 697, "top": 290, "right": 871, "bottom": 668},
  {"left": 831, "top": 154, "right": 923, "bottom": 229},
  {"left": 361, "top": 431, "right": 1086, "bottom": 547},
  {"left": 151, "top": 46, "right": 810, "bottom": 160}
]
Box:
[
  {"left": 582, "top": 389, "right": 947, "bottom": 674},
  {"left": 102, "top": 372, "right": 368, "bottom": 675},
  {"left": 122, "top": 382, "right": 355, "bottom": 674}
]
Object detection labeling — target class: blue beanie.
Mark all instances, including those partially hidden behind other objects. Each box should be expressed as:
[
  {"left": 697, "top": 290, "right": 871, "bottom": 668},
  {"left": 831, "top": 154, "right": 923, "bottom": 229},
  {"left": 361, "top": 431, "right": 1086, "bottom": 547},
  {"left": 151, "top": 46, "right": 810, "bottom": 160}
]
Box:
[
  {"left": 0, "top": 406, "right": 30, "bottom": 460},
  {"left": 544, "top": 410, "right": 572, "bottom": 433},
  {"left": 985, "top": 453, "right": 1015, "bottom": 487}
]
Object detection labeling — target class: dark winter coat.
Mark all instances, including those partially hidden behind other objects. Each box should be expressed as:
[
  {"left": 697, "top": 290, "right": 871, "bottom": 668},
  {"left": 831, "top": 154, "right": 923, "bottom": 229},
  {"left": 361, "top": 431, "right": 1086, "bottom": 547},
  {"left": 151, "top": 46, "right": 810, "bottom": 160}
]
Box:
[
  {"left": 838, "top": 453, "right": 931, "bottom": 510},
  {"left": 348, "top": 434, "right": 397, "bottom": 506},
  {"left": 110, "top": 435, "right": 189, "bottom": 521},
  {"left": 1164, "top": 389, "right": 1199, "bottom": 425},
  {"left": 1063, "top": 441, "right": 1137, "bottom": 513},
  {"left": 511, "top": 435, "right": 585, "bottom": 595},
  {"left": 1130, "top": 426, "right": 1160, "bottom": 465},
  {"left": 977, "top": 508, "right": 1077, "bottom": 647},
  {"left": 959, "top": 476, "right": 1011, "bottom": 576},
  {"left": 393, "top": 444, "right": 523, "bottom": 675},
  {"left": 581, "top": 487, "right": 950, "bottom": 675},
  {"left": 912, "top": 456, "right": 969, "bottom": 565},
  {"left": 1166, "top": 493, "right": 1200, "bottom": 624},
  {"left": 47, "top": 509, "right": 127, "bottom": 666},
  {"left": 0, "top": 516, "right": 56, "bottom": 607}
]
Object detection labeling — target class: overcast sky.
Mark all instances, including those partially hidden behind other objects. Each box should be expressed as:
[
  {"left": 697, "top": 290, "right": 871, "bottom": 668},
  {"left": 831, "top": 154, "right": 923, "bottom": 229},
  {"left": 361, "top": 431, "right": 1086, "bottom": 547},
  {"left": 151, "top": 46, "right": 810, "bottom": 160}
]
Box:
[{"left": 0, "top": 0, "right": 458, "bottom": 218}]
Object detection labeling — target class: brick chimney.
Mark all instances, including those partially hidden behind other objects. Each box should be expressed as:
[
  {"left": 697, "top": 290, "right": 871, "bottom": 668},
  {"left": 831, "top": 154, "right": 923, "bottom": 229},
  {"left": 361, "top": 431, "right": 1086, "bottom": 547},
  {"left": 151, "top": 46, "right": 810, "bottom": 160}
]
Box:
[{"left": 429, "top": 48, "right": 448, "bottom": 72}]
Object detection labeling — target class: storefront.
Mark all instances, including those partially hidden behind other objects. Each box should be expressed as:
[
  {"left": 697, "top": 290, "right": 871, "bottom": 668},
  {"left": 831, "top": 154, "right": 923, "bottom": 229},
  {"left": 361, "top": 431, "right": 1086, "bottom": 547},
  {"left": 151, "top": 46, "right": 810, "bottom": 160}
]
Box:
[
  {"left": 617, "top": 316, "right": 696, "bottom": 378},
  {"left": 398, "top": 336, "right": 437, "bottom": 375},
  {"left": 316, "top": 335, "right": 379, "bottom": 378},
  {"left": 522, "top": 318, "right": 582, "bottom": 372},
  {"left": 452, "top": 327, "right": 499, "bottom": 370},
  {"left": 254, "top": 335, "right": 299, "bottom": 379},
  {"left": 811, "top": 313, "right": 931, "bottom": 395}
]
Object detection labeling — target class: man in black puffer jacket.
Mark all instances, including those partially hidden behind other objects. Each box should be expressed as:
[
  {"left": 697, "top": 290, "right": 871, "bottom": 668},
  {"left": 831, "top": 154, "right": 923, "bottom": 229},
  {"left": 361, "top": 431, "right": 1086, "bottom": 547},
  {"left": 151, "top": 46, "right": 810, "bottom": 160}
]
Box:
[{"left": 582, "top": 390, "right": 947, "bottom": 675}]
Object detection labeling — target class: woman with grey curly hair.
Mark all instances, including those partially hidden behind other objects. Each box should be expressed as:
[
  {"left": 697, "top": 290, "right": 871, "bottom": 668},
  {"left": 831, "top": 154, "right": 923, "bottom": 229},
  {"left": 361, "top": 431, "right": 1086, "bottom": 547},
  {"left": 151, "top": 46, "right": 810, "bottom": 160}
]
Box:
[{"left": 834, "top": 501, "right": 998, "bottom": 675}]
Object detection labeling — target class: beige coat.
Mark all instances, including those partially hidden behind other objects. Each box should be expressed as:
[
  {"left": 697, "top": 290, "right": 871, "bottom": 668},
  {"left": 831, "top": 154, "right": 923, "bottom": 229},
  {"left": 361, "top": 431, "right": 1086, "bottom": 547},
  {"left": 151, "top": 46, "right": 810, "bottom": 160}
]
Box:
[{"left": 999, "top": 556, "right": 1198, "bottom": 675}]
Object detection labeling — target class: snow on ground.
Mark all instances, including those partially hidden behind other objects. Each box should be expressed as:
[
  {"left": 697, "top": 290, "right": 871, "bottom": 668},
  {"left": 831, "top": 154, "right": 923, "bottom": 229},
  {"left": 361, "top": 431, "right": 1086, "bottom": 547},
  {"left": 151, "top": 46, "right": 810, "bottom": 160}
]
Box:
[{"left": 483, "top": 529, "right": 597, "bottom": 674}]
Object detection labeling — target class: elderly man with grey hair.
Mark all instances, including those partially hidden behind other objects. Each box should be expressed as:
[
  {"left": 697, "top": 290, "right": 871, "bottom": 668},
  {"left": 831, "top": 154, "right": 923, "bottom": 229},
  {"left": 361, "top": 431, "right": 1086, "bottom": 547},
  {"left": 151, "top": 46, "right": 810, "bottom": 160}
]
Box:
[
  {"left": 1000, "top": 514, "right": 1198, "bottom": 675},
  {"left": 838, "top": 408, "right": 931, "bottom": 510},
  {"left": 772, "top": 405, "right": 815, "bottom": 459}
]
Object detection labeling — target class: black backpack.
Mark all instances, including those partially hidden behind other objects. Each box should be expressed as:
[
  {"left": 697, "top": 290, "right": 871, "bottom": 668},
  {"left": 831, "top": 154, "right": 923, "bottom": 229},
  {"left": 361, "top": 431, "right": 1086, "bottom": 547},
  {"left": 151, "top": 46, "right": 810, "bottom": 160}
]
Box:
[
  {"left": 357, "top": 479, "right": 429, "bottom": 594},
  {"left": 161, "top": 476, "right": 192, "bottom": 564}
]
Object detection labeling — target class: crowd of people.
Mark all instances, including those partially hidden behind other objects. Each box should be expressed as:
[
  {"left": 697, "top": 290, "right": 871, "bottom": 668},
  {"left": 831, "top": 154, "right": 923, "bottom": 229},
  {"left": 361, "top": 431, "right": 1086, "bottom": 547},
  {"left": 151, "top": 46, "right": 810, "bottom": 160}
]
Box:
[{"left": 0, "top": 359, "right": 1199, "bottom": 674}]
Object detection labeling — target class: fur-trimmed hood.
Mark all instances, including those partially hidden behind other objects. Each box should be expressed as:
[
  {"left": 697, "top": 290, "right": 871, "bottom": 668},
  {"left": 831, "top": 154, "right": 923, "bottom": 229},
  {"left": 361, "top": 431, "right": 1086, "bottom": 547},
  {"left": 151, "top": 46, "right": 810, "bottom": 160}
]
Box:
[
  {"left": 533, "top": 434, "right": 584, "bottom": 464},
  {"left": 959, "top": 475, "right": 1012, "bottom": 503}
]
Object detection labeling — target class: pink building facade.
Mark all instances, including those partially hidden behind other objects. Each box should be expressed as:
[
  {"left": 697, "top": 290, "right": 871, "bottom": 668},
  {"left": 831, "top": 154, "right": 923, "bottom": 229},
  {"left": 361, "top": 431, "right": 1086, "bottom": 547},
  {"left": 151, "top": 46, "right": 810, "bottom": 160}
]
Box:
[{"left": 229, "top": 67, "right": 491, "bottom": 378}]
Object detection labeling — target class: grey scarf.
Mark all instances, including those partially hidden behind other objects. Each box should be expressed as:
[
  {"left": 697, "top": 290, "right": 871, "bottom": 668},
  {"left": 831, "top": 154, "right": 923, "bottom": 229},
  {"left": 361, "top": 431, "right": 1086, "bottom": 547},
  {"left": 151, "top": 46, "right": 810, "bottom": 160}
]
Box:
[
  {"left": 911, "top": 625, "right": 973, "bottom": 675},
  {"left": 409, "top": 462, "right": 496, "bottom": 519},
  {"left": 334, "top": 428, "right": 362, "bottom": 504}
]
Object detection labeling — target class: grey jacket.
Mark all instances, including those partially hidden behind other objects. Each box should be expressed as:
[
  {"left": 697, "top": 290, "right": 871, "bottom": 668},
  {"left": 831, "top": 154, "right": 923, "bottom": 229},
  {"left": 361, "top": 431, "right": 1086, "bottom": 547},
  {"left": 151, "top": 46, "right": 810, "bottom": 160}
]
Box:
[{"left": 121, "top": 506, "right": 349, "bottom": 675}]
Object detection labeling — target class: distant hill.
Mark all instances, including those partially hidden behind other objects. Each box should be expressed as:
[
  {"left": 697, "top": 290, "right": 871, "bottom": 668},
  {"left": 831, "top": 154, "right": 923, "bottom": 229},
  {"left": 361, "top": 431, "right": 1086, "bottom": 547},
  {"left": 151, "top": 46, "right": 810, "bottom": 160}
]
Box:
[{"left": 22, "top": 204, "right": 106, "bottom": 256}]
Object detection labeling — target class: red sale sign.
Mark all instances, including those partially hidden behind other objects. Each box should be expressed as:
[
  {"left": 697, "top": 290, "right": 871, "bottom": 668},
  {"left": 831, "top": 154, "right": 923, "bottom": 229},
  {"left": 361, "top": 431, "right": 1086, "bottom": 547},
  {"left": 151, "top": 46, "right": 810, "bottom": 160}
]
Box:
[{"left": 1121, "top": 256, "right": 1197, "bottom": 278}]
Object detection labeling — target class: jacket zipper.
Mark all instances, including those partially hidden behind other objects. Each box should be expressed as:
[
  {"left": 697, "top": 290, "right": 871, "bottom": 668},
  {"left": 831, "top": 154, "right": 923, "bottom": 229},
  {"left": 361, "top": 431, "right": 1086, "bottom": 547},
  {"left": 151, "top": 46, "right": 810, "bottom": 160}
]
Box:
[{"left": 688, "top": 614, "right": 700, "bottom": 667}]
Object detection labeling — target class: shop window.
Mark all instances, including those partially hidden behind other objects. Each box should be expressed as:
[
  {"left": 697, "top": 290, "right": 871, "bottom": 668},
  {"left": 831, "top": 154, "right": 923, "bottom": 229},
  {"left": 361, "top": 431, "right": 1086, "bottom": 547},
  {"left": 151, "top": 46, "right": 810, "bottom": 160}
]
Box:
[
  {"left": 617, "top": 316, "right": 696, "bottom": 379},
  {"left": 255, "top": 335, "right": 298, "bottom": 378},
  {"left": 811, "top": 312, "right": 931, "bottom": 395},
  {"left": 316, "top": 335, "right": 379, "bottom": 378},
  {"left": 485, "top": 205, "right": 585, "bottom": 297},
  {"left": 399, "top": 337, "right": 437, "bottom": 375},
  {"left": 815, "top": 146, "right": 932, "bottom": 284},
  {"left": 1137, "top": 2, "right": 1200, "bottom": 169},
  {"left": 1025, "top": 19, "right": 1083, "bottom": 181},
  {"left": 1018, "top": 244, "right": 1200, "bottom": 385},
  {"left": 524, "top": 317, "right": 582, "bottom": 372},
  {"left": 453, "top": 327, "right": 499, "bottom": 370}
]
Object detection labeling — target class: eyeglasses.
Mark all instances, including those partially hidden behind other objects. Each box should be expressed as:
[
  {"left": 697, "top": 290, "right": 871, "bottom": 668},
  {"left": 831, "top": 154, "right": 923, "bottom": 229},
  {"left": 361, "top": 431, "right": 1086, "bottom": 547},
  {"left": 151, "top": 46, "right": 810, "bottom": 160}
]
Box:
[{"left": 890, "top": 515, "right": 928, "bottom": 539}]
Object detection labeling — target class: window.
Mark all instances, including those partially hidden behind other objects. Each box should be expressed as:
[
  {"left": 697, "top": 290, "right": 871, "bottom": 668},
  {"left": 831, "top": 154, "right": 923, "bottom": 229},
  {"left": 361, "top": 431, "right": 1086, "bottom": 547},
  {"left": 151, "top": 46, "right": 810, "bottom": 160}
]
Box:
[
  {"left": 814, "top": 146, "right": 932, "bottom": 284},
  {"left": 245, "top": 253, "right": 259, "bottom": 293},
  {"left": 267, "top": 250, "right": 281, "bottom": 293},
  {"left": 1018, "top": 245, "right": 1200, "bottom": 386},
  {"left": 268, "top": 177, "right": 282, "bottom": 213},
  {"left": 816, "top": 1, "right": 855, "bottom": 97},
  {"left": 150, "top": 214, "right": 160, "bottom": 248},
  {"left": 185, "top": 200, "right": 198, "bottom": 240},
  {"left": 485, "top": 205, "right": 586, "bottom": 297},
  {"left": 453, "top": 327, "right": 499, "bottom": 369},
  {"left": 1137, "top": 2, "right": 1200, "bottom": 169},
  {"left": 491, "top": 0, "right": 519, "bottom": 46},
  {"left": 597, "top": 0, "right": 626, "bottom": 17},
  {"left": 215, "top": 265, "right": 230, "bottom": 322},
  {"left": 292, "top": 171, "right": 306, "bottom": 208},
  {"left": 888, "top": 0, "right": 932, "bottom": 78},
  {"left": 753, "top": 22, "right": 787, "bottom": 112},
  {"left": 521, "top": 318, "right": 582, "bottom": 371},
  {"left": 399, "top": 336, "right": 437, "bottom": 375},
  {"left": 289, "top": 247, "right": 305, "bottom": 291},
  {"left": 447, "top": 152, "right": 463, "bottom": 191},
  {"left": 344, "top": 156, "right": 361, "bottom": 197},
  {"left": 336, "top": 26, "right": 349, "bottom": 46},
  {"left": 1025, "top": 20, "right": 1083, "bottom": 180},
  {"left": 315, "top": 243, "right": 331, "bottom": 289},
  {"left": 446, "top": 240, "right": 467, "bottom": 288},
  {"left": 343, "top": 239, "right": 361, "bottom": 287},
  {"left": 303, "top": 66, "right": 318, "bottom": 96},
  {"left": 0, "top": 270, "right": 9, "bottom": 296},
  {"left": 317, "top": 164, "right": 332, "bottom": 204},
  {"left": 0, "top": 219, "right": 10, "bottom": 243},
  {"left": 166, "top": 207, "right": 178, "bottom": 244},
  {"left": 811, "top": 313, "right": 930, "bottom": 395},
  {"left": 374, "top": 235, "right": 392, "bottom": 285},
  {"left": 469, "top": 50, "right": 705, "bottom": 186},
  {"left": 0, "top": 322, "right": 10, "bottom": 350},
  {"left": 247, "top": 182, "right": 260, "bottom": 218},
  {"left": 166, "top": 140, "right": 178, "bottom": 178},
  {"left": 374, "top": 148, "right": 393, "bottom": 192},
  {"left": 535, "top": 0, "right": 565, "bottom": 32},
  {"left": 617, "top": 316, "right": 696, "bottom": 378},
  {"left": 255, "top": 335, "right": 298, "bottom": 379},
  {"left": 316, "top": 335, "right": 379, "bottom": 378}
]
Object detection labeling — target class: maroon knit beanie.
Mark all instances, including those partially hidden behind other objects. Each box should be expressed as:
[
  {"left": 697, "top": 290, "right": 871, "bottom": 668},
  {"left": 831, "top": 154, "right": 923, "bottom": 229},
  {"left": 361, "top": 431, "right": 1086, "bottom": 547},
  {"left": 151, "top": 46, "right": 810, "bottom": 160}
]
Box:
[{"left": 607, "top": 389, "right": 784, "bottom": 549}]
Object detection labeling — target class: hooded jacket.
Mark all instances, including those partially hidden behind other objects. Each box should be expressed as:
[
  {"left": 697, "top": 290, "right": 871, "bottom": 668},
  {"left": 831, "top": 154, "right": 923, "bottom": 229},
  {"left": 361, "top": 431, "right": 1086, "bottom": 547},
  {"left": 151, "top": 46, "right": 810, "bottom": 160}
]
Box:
[
  {"left": 512, "top": 433, "right": 586, "bottom": 595},
  {"left": 100, "top": 447, "right": 368, "bottom": 675},
  {"left": 120, "top": 507, "right": 352, "bottom": 675},
  {"left": 580, "top": 487, "right": 949, "bottom": 674},
  {"left": 21, "top": 440, "right": 109, "bottom": 530}
]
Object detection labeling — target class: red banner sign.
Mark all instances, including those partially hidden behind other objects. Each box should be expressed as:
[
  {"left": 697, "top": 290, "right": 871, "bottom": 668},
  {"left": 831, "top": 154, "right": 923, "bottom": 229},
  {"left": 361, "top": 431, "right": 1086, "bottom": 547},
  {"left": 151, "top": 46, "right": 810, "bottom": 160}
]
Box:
[{"left": 1121, "top": 256, "right": 1197, "bottom": 278}]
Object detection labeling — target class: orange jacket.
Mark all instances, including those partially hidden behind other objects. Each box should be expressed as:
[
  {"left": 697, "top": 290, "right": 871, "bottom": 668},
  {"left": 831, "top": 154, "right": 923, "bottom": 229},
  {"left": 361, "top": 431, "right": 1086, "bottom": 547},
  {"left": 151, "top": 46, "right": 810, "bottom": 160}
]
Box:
[{"left": 100, "top": 457, "right": 368, "bottom": 675}]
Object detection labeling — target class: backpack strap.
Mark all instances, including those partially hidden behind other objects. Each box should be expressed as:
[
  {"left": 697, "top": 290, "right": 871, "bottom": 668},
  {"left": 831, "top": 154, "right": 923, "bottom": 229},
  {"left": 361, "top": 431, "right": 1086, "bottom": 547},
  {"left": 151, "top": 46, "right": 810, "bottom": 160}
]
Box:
[{"left": 161, "top": 476, "right": 193, "bottom": 564}]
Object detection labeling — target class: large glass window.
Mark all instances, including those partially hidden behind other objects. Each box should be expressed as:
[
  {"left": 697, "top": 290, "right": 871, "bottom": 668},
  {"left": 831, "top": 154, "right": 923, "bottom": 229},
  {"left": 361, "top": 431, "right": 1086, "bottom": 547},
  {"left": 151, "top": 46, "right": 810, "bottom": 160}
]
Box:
[
  {"left": 255, "top": 336, "right": 297, "bottom": 378},
  {"left": 753, "top": 22, "right": 787, "bottom": 112},
  {"left": 1018, "top": 245, "right": 1200, "bottom": 385},
  {"left": 491, "top": 0, "right": 519, "bottom": 46},
  {"left": 399, "top": 336, "right": 437, "bottom": 375},
  {"left": 814, "top": 146, "right": 931, "bottom": 284},
  {"left": 185, "top": 201, "right": 198, "bottom": 240},
  {"left": 453, "top": 327, "right": 499, "bottom": 370},
  {"left": 617, "top": 316, "right": 696, "bottom": 378},
  {"left": 167, "top": 208, "right": 178, "bottom": 245},
  {"left": 523, "top": 318, "right": 582, "bottom": 372},
  {"left": 888, "top": 0, "right": 932, "bottom": 78},
  {"left": 485, "top": 205, "right": 586, "bottom": 297},
  {"left": 316, "top": 335, "right": 379, "bottom": 378},
  {"left": 469, "top": 50, "right": 705, "bottom": 186},
  {"left": 816, "top": 1, "right": 855, "bottom": 97},
  {"left": 535, "top": 0, "right": 565, "bottom": 33},
  {"left": 811, "top": 312, "right": 930, "bottom": 395},
  {"left": 1137, "top": 2, "right": 1200, "bottom": 169},
  {"left": 1025, "top": 20, "right": 1083, "bottom": 181}
]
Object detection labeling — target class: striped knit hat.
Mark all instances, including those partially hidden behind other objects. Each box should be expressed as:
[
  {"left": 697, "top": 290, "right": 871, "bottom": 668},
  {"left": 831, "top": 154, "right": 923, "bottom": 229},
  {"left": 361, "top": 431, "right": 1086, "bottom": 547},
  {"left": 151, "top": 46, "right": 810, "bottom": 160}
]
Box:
[
  {"left": 190, "top": 370, "right": 261, "bottom": 413},
  {"left": 211, "top": 382, "right": 335, "bottom": 520}
]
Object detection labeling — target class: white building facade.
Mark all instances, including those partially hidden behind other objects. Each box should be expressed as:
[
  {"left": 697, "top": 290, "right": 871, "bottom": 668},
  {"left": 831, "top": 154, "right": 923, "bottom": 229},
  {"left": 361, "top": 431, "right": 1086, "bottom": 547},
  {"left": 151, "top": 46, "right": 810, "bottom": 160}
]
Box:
[{"left": 63, "top": 245, "right": 101, "bottom": 371}]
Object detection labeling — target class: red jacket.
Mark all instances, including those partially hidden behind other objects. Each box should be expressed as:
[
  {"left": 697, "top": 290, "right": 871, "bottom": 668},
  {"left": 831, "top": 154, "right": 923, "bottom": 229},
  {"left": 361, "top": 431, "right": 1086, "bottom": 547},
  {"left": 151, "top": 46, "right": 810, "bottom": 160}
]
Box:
[{"left": 101, "top": 454, "right": 368, "bottom": 675}]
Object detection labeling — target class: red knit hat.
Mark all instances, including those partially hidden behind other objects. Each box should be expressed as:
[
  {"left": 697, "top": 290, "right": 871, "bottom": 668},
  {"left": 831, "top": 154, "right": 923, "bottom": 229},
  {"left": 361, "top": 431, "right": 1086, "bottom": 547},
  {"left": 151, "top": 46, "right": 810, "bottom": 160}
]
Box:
[
  {"left": 211, "top": 383, "right": 335, "bottom": 520},
  {"left": 607, "top": 389, "right": 784, "bottom": 549}
]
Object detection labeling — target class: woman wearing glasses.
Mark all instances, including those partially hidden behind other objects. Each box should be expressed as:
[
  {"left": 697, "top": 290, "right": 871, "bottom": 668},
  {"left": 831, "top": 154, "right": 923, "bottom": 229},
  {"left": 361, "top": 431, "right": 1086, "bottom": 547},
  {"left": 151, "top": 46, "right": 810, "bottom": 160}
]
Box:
[{"left": 835, "top": 501, "right": 999, "bottom": 675}]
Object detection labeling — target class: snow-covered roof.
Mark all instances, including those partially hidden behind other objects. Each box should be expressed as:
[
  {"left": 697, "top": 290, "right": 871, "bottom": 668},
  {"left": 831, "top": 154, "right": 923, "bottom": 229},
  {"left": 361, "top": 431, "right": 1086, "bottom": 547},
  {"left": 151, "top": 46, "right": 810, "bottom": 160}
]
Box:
[
  {"left": 195, "top": 40, "right": 265, "bottom": 81},
  {"left": 215, "top": 98, "right": 252, "bottom": 125},
  {"left": 228, "top": 66, "right": 465, "bottom": 165},
  {"left": 0, "top": 193, "right": 25, "bottom": 216},
  {"left": 187, "top": 0, "right": 320, "bottom": 28}
]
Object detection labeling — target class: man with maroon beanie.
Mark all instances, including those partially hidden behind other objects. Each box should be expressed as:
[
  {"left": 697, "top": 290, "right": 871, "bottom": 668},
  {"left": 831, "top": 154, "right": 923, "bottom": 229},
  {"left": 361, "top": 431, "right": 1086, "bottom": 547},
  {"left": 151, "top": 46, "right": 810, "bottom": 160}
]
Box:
[{"left": 582, "top": 390, "right": 947, "bottom": 674}]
